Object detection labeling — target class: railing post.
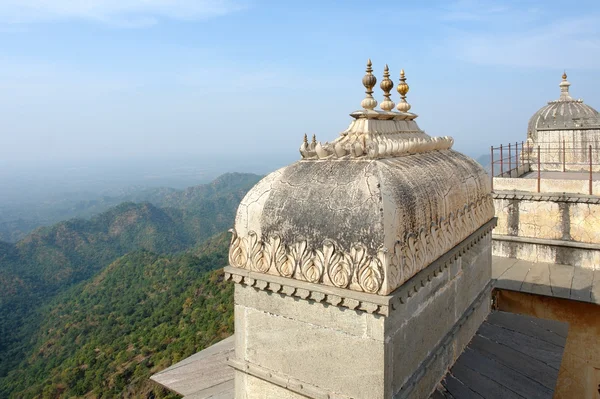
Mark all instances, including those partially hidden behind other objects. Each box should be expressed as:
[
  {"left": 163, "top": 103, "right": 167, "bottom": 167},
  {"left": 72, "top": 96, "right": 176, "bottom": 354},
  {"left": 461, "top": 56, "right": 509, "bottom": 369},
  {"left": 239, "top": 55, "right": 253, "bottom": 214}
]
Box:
[
  {"left": 490, "top": 146, "right": 494, "bottom": 191},
  {"left": 500, "top": 144, "right": 504, "bottom": 176},
  {"left": 589, "top": 145, "right": 593, "bottom": 195},
  {"left": 527, "top": 141, "right": 531, "bottom": 165},
  {"left": 562, "top": 138, "right": 566, "bottom": 172},
  {"left": 515, "top": 142, "right": 519, "bottom": 172},
  {"left": 537, "top": 146, "right": 541, "bottom": 193},
  {"left": 508, "top": 143, "right": 512, "bottom": 176}
]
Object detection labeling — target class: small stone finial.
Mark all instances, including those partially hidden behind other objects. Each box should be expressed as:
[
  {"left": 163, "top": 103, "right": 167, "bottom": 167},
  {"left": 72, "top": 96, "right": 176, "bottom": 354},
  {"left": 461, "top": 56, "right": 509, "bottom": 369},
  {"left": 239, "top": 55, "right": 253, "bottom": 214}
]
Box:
[
  {"left": 312, "top": 134, "right": 317, "bottom": 145},
  {"left": 303, "top": 133, "right": 308, "bottom": 145},
  {"left": 380, "top": 64, "right": 395, "bottom": 111},
  {"left": 559, "top": 70, "right": 572, "bottom": 100},
  {"left": 396, "top": 69, "right": 411, "bottom": 112},
  {"left": 361, "top": 59, "right": 378, "bottom": 110}
]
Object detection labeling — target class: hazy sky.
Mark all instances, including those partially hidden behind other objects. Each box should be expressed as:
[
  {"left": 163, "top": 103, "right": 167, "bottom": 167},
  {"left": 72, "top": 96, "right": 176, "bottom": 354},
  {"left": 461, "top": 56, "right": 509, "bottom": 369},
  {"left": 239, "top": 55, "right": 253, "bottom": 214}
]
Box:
[{"left": 1, "top": 0, "right": 600, "bottom": 167}]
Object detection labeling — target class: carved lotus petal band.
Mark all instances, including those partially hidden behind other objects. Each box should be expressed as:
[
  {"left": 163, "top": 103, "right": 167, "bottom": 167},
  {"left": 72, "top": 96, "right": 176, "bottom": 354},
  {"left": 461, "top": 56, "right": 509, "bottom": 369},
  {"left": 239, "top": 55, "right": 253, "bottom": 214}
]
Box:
[{"left": 228, "top": 195, "right": 494, "bottom": 295}]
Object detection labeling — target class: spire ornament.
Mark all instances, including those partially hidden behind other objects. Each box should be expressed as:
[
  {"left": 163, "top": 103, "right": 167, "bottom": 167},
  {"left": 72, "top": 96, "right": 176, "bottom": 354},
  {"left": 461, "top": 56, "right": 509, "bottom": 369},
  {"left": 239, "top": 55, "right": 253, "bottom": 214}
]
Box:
[
  {"left": 559, "top": 70, "right": 572, "bottom": 101},
  {"left": 361, "top": 59, "right": 378, "bottom": 110},
  {"left": 380, "top": 64, "right": 395, "bottom": 111},
  {"left": 396, "top": 69, "right": 411, "bottom": 112}
]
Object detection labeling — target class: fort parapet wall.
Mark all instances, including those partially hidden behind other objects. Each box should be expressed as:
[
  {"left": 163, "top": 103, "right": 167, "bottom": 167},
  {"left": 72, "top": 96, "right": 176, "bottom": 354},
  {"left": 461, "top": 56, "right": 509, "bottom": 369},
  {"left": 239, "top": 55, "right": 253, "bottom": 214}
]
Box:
[{"left": 493, "top": 191, "right": 600, "bottom": 269}]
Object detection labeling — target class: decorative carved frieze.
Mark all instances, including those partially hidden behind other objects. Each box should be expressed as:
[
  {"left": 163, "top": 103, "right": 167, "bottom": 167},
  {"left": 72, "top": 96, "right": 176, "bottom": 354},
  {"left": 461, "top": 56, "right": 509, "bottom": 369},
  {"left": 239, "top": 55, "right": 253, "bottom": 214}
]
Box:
[
  {"left": 228, "top": 195, "right": 494, "bottom": 295},
  {"left": 224, "top": 218, "right": 497, "bottom": 317}
]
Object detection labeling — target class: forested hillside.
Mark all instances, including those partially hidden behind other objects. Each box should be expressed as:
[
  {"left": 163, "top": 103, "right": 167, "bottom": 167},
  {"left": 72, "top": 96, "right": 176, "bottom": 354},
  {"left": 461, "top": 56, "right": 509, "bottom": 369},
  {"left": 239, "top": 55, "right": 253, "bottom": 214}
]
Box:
[
  {"left": 0, "top": 234, "right": 233, "bottom": 398},
  {"left": 0, "top": 172, "right": 260, "bottom": 394},
  {"left": 0, "top": 172, "right": 262, "bottom": 243}
]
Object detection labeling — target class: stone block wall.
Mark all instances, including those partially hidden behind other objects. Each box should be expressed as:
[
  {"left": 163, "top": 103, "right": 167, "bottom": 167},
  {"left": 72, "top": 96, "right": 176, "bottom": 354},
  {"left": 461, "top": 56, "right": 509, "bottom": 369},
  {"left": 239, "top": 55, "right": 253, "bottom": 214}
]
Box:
[{"left": 493, "top": 192, "right": 600, "bottom": 269}]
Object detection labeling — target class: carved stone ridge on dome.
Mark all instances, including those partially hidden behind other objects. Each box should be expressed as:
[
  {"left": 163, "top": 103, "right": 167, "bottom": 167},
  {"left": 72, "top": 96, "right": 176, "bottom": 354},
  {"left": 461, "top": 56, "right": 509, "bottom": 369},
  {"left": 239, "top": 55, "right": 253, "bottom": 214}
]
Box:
[
  {"left": 228, "top": 194, "right": 494, "bottom": 295},
  {"left": 224, "top": 218, "right": 496, "bottom": 316},
  {"left": 299, "top": 60, "right": 454, "bottom": 160}
]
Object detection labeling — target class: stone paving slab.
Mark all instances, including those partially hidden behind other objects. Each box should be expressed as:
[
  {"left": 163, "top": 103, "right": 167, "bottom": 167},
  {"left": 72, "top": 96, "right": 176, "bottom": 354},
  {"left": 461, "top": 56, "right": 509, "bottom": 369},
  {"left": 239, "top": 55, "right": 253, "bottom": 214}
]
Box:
[
  {"left": 547, "top": 263, "right": 575, "bottom": 299},
  {"left": 570, "top": 267, "right": 594, "bottom": 302},
  {"left": 491, "top": 257, "right": 518, "bottom": 279},
  {"left": 150, "top": 336, "right": 234, "bottom": 398},
  {"left": 521, "top": 262, "right": 553, "bottom": 297},
  {"left": 493, "top": 256, "right": 597, "bottom": 304}
]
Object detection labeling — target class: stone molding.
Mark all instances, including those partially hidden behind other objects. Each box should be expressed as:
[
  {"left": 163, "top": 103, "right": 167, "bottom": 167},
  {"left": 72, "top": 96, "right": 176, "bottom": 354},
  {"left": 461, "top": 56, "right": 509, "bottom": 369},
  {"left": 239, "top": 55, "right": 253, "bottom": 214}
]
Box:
[
  {"left": 229, "top": 195, "right": 495, "bottom": 295},
  {"left": 228, "top": 357, "right": 354, "bottom": 399},
  {"left": 494, "top": 191, "right": 600, "bottom": 204},
  {"left": 224, "top": 218, "right": 497, "bottom": 317},
  {"left": 299, "top": 132, "right": 454, "bottom": 160}
]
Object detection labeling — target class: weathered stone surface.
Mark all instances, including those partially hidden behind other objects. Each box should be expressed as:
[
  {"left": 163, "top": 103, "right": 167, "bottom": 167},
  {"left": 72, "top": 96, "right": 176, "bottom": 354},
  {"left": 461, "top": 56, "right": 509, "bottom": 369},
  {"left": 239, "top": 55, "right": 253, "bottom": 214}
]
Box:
[
  {"left": 231, "top": 151, "right": 492, "bottom": 295},
  {"left": 240, "top": 304, "right": 385, "bottom": 398},
  {"left": 388, "top": 237, "right": 491, "bottom": 394}
]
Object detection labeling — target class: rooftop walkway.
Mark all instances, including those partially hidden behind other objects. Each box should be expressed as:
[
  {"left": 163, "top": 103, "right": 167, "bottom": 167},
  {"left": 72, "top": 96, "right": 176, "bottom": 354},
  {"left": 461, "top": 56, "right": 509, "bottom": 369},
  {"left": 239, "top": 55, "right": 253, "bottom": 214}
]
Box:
[
  {"left": 521, "top": 171, "right": 600, "bottom": 181},
  {"left": 493, "top": 256, "right": 600, "bottom": 304},
  {"left": 434, "top": 311, "right": 568, "bottom": 399}
]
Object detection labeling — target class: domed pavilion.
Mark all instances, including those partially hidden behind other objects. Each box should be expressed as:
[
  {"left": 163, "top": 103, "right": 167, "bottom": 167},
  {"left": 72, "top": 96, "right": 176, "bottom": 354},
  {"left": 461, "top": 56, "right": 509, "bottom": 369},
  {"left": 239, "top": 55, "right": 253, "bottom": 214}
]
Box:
[{"left": 526, "top": 72, "right": 600, "bottom": 171}]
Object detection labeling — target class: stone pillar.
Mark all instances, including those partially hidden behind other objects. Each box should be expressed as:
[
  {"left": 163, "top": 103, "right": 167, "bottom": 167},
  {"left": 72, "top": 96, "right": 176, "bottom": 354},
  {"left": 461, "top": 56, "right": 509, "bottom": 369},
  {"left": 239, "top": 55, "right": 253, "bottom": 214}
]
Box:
[{"left": 225, "top": 221, "right": 495, "bottom": 399}]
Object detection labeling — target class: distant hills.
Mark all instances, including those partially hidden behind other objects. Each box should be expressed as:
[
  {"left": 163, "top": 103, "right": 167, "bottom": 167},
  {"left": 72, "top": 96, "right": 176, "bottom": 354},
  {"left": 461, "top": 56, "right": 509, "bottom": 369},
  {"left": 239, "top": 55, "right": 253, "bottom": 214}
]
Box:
[
  {"left": 0, "top": 172, "right": 263, "bottom": 243},
  {"left": 0, "top": 172, "right": 260, "bottom": 396}
]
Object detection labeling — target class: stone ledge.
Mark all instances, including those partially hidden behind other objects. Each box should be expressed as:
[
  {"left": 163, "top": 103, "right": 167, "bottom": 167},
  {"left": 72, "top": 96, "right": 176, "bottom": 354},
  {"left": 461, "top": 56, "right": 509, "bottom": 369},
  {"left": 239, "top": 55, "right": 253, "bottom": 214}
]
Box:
[
  {"left": 493, "top": 190, "right": 600, "bottom": 203},
  {"left": 224, "top": 219, "right": 496, "bottom": 317},
  {"left": 493, "top": 234, "right": 600, "bottom": 251}
]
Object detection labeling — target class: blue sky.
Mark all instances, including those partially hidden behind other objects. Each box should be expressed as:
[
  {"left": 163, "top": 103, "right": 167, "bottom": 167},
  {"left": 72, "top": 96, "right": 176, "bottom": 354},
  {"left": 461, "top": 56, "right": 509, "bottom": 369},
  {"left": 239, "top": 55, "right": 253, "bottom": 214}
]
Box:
[{"left": 1, "top": 0, "right": 600, "bottom": 168}]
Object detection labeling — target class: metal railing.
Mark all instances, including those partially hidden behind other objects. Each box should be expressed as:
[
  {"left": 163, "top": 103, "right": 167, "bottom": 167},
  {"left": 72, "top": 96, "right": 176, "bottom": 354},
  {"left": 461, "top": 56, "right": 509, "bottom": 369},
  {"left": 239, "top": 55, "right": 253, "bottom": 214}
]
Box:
[{"left": 490, "top": 140, "right": 598, "bottom": 194}]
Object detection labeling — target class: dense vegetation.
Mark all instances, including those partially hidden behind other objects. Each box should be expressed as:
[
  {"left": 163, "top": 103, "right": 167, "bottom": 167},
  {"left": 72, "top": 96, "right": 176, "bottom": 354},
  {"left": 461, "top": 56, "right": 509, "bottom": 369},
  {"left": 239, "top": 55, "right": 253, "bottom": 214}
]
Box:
[
  {"left": 0, "top": 235, "right": 233, "bottom": 398},
  {"left": 0, "top": 172, "right": 261, "bottom": 397}
]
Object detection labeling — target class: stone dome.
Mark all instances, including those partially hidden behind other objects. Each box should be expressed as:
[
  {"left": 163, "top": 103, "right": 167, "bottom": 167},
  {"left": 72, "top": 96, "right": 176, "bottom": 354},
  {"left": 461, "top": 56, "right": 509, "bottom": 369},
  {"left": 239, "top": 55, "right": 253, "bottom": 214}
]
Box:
[
  {"left": 229, "top": 62, "right": 494, "bottom": 296},
  {"left": 527, "top": 73, "right": 600, "bottom": 140}
]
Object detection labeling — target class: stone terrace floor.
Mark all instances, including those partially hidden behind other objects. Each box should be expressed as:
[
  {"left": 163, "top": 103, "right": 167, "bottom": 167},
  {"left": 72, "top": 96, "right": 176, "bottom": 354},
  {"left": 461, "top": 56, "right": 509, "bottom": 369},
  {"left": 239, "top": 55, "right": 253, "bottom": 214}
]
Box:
[
  {"left": 492, "top": 256, "right": 600, "bottom": 305},
  {"left": 434, "top": 311, "right": 568, "bottom": 399}
]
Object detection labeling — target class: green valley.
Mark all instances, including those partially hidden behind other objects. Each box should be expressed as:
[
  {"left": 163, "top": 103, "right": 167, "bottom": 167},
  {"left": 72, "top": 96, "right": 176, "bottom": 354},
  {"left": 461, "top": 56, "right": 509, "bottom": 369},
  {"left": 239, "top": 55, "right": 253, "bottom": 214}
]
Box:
[{"left": 0, "top": 173, "right": 260, "bottom": 397}]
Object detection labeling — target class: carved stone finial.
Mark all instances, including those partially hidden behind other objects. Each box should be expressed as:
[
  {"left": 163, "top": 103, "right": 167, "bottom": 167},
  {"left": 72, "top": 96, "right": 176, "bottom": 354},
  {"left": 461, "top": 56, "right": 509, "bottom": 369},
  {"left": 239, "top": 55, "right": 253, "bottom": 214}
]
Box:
[
  {"left": 303, "top": 133, "right": 308, "bottom": 145},
  {"left": 312, "top": 134, "right": 317, "bottom": 145},
  {"left": 380, "top": 64, "right": 395, "bottom": 111},
  {"left": 361, "top": 59, "right": 378, "bottom": 110},
  {"left": 396, "top": 69, "right": 411, "bottom": 112},
  {"left": 559, "top": 70, "right": 572, "bottom": 100}
]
